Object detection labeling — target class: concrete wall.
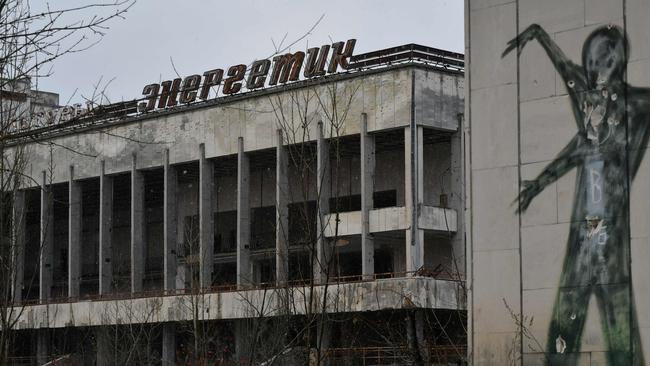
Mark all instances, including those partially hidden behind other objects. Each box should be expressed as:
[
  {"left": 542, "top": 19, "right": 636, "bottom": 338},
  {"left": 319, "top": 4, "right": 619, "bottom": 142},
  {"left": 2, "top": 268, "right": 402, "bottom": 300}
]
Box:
[{"left": 467, "top": 0, "right": 650, "bottom": 364}]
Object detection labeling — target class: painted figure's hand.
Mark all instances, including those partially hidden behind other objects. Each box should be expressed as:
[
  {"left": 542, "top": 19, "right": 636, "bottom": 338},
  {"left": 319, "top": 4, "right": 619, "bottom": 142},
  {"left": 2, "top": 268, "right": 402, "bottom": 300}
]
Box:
[
  {"left": 502, "top": 24, "right": 542, "bottom": 58},
  {"left": 515, "top": 179, "right": 539, "bottom": 213}
]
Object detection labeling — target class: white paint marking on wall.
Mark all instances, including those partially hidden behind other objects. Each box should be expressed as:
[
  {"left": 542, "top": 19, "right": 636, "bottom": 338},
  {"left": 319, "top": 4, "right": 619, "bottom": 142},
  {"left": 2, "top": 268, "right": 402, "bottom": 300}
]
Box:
[{"left": 555, "top": 335, "right": 567, "bottom": 354}]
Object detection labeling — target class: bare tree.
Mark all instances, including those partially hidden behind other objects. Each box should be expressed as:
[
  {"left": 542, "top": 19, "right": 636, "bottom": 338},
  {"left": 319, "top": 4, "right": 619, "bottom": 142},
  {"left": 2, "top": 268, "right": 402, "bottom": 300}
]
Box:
[
  {"left": 97, "top": 297, "right": 163, "bottom": 365},
  {"left": 218, "top": 80, "right": 362, "bottom": 366},
  {"left": 0, "top": 0, "right": 134, "bottom": 363},
  {"left": 237, "top": 74, "right": 468, "bottom": 366}
]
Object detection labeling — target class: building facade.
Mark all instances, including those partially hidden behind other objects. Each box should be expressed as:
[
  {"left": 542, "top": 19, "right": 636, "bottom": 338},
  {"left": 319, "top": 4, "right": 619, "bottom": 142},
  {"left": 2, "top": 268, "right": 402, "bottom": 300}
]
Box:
[
  {"left": 466, "top": 0, "right": 650, "bottom": 364},
  {"left": 6, "top": 45, "right": 466, "bottom": 365}
]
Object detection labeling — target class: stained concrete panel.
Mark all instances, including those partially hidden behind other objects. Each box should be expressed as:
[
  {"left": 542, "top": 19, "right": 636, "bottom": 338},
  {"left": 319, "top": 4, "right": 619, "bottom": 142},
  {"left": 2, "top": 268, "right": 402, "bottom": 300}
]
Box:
[
  {"left": 519, "top": 40, "right": 557, "bottom": 102},
  {"left": 375, "top": 73, "right": 397, "bottom": 131},
  {"left": 414, "top": 70, "right": 463, "bottom": 131},
  {"left": 473, "top": 331, "right": 519, "bottom": 365},
  {"left": 626, "top": 0, "right": 650, "bottom": 62},
  {"left": 472, "top": 249, "right": 521, "bottom": 333},
  {"left": 520, "top": 96, "right": 577, "bottom": 165},
  {"left": 469, "top": 0, "right": 515, "bottom": 11},
  {"left": 628, "top": 58, "right": 650, "bottom": 84},
  {"left": 631, "top": 236, "right": 650, "bottom": 329},
  {"left": 584, "top": 0, "right": 623, "bottom": 26},
  {"left": 469, "top": 3, "right": 517, "bottom": 90},
  {"left": 519, "top": 0, "right": 585, "bottom": 34},
  {"left": 521, "top": 223, "right": 570, "bottom": 290},
  {"left": 522, "top": 288, "right": 557, "bottom": 354},
  {"left": 630, "top": 148, "right": 650, "bottom": 239},
  {"left": 470, "top": 84, "right": 518, "bottom": 170},
  {"left": 472, "top": 166, "right": 519, "bottom": 251}
]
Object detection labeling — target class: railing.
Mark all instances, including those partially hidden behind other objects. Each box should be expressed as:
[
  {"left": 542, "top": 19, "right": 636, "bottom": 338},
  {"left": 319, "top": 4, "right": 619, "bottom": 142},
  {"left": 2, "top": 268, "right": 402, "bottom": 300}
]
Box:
[
  {"left": 349, "top": 43, "right": 464, "bottom": 73},
  {"left": 7, "top": 354, "right": 78, "bottom": 366},
  {"left": 323, "top": 345, "right": 467, "bottom": 365},
  {"left": 15, "top": 268, "right": 465, "bottom": 307}
]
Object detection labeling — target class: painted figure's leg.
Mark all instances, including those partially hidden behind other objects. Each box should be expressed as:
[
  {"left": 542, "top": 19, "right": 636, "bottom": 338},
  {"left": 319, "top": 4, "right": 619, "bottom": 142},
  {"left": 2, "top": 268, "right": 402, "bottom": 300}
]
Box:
[
  {"left": 546, "top": 285, "right": 591, "bottom": 359},
  {"left": 595, "top": 284, "right": 632, "bottom": 365},
  {"left": 546, "top": 227, "right": 592, "bottom": 364}
]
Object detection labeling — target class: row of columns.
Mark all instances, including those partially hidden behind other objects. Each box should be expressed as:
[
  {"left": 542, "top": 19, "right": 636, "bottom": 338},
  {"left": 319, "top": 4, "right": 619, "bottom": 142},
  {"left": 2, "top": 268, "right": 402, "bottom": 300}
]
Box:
[
  {"left": 21, "top": 120, "right": 425, "bottom": 366},
  {"left": 11, "top": 120, "right": 425, "bottom": 304}
]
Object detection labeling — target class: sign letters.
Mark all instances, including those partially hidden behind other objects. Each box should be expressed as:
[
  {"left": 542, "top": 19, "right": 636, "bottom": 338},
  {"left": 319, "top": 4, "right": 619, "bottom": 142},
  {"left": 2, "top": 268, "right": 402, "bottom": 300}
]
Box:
[{"left": 138, "top": 39, "right": 356, "bottom": 112}]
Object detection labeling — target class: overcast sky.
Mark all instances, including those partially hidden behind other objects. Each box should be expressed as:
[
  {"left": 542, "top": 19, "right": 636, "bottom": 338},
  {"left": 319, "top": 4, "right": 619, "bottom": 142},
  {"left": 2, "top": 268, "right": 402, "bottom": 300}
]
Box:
[{"left": 37, "top": 0, "right": 464, "bottom": 105}]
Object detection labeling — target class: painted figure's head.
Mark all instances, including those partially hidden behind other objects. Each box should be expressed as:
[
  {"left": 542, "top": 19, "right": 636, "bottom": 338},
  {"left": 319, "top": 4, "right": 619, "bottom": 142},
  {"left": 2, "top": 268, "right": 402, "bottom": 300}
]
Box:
[{"left": 582, "top": 25, "right": 628, "bottom": 89}]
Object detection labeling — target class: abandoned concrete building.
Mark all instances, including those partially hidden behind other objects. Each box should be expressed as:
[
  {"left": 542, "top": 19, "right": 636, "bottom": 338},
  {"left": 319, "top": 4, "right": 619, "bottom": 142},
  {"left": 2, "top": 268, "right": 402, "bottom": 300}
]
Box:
[{"left": 6, "top": 44, "right": 466, "bottom": 365}]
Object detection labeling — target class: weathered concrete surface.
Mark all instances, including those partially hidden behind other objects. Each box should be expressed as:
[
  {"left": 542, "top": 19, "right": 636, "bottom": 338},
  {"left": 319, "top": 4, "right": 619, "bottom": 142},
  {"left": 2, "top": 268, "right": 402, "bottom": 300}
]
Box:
[
  {"left": 324, "top": 206, "right": 457, "bottom": 237},
  {"left": 12, "top": 277, "right": 464, "bottom": 330},
  {"left": 13, "top": 67, "right": 462, "bottom": 189},
  {"left": 414, "top": 68, "right": 464, "bottom": 131}
]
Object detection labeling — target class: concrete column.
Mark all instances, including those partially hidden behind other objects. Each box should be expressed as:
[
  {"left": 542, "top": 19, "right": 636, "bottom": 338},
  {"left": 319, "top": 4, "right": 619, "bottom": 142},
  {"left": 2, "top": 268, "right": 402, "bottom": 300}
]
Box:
[
  {"left": 315, "top": 122, "right": 331, "bottom": 284},
  {"left": 162, "top": 323, "right": 176, "bottom": 366},
  {"left": 360, "top": 113, "right": 375, "bottom": 279},
  {"left": 96, "top": 327, "right": 113, "bottom": 366},
  {"left": 449, "top": 121, "right": 465, "bottom": 276},
  {"left": 39, "top": 171, "right": 53, "bottom": 302},
  {"left": 37, "top": 330, "right": 50, "bottom": 365},
  {"left": 131, "top": 154, "right": 145, "bottom": 293},
  {"left": 405, "top": 126, "right": 424, "bottom": 272},
  {"left": 163, "top": 149, "right": 178, "bottom": 292},
  {"left": 405, "top": 310, "right": 428, "bottom": 363},
  {"left": 99, "top": 161, "right": 113, "bottom": 295},
  {"left": 237, "top": 137, "right": 252, "bottom": 288},
  {"left": 12, "top": 190, "right": 26, "bottom": 304},
  {"left": 199, "top": 144, "right": 214, "bottom": 289},
  {"left": 234, "top": 320, "right": 250, "bottom": 364},
  {"left": 68, "top": 166, "right": 82, "bottom": 298},
  {"left": 276, "top": 130, "right": 289, "bottom": 285}
]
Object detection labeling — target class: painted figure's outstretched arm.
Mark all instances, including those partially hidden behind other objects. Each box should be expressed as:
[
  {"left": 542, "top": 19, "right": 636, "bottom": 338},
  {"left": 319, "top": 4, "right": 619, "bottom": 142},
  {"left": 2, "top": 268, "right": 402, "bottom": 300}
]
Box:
[
  {"left": 503, "top": 24, "right": 587, "bottom": 91},
  {"left": 628, "top": 88, "right": 650, "bottom": 179},
  {"left": 517, "top": 134, "right": 583, "bottom": 213}
]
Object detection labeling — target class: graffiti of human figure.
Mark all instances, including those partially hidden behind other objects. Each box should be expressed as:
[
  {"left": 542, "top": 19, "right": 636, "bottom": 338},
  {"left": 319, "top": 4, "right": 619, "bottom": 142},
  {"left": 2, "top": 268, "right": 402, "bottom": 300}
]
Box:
[{"left": 503, "top": 24, "right": 650, "bottom": 365}]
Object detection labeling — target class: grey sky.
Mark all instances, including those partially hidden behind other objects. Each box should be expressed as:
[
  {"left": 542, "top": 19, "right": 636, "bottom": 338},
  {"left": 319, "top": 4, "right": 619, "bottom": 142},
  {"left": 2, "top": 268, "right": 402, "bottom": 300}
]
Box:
[{"left": 38, "top": 0, "right": 464, "bottom": 105}]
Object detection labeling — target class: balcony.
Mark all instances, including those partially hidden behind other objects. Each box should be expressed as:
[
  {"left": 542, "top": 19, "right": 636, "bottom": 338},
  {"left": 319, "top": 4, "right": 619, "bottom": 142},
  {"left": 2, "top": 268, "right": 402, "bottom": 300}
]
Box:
[
  {"left": 13, "top": 275, "right": 464, "bottom": 330},
  {"left": 324, "top": 206, "right": 457, "bottom": 237}
]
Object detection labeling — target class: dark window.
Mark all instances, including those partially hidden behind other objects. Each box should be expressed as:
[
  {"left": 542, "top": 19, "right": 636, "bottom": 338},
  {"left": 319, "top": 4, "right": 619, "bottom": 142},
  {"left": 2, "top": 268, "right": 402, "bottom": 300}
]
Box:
[
  {"left": 183, "top": 215, "right": 199, "bottom": 255},
  {"left": 329, "top": 195, "right": 361, "bottom": 213},
  {"left": 328, "top": 190, "right": 397, "bottom": 213},
  {"left": 288, "top": 201, "right": 316, "bottom": 245},
  {"left": 373, "top": 190, "right": 397, "bottom": 208},
  {"left": 214, "top": 262, "right": 237, "bottom": 286},
  {"left": 251, "top": 206, "right": 275, "bottom": 249},
  {"left": 215, "top": 211, "right": 237, "bottom": 253},
  {"left": 289, "top": 252, "right": 312, "bottom": 281},
  {"left": 258, "top": 258, "right": 275, "bottom": 284}
]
